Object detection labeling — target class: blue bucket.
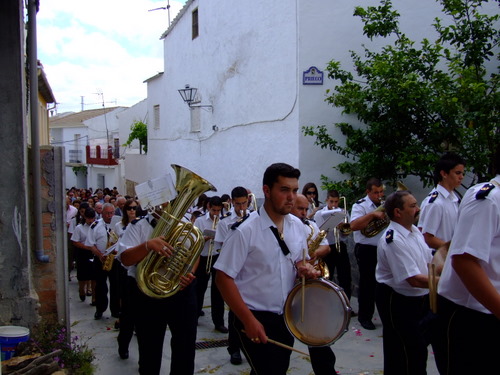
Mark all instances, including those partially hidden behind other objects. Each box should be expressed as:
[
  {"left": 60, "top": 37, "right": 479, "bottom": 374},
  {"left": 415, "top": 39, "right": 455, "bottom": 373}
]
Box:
[{"left": 0, "top": 326, "right": 30, "bottom": 361}]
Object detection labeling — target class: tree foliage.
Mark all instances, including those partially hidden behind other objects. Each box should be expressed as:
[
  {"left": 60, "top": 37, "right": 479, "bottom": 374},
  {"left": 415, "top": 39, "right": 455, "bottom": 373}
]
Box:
[
  {"left": 124, "top": 121, "right": 148, "bottom": 154},
  {"left": 303, "top": 0, "right": 499, "bottom": 194}
]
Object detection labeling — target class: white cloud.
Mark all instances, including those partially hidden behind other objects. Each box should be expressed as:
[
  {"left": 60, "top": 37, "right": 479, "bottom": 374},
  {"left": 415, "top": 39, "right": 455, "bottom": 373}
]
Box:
[{"left": 37, "top": 0, "right": 186, "bottom": 112}]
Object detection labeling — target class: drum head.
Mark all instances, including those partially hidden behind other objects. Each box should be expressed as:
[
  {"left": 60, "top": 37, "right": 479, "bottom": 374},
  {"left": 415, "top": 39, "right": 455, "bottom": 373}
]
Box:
[{"left": 284, "top": 279, "right": 351, "bottom": 346}]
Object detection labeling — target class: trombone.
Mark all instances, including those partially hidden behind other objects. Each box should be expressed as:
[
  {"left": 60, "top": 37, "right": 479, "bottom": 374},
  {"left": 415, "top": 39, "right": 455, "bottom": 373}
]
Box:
[
  {"left": 205, "top": 214, "right": 219, "bottom": 274},
  {"left": 334, "top": 196, "right": 352, "bottom": 252}
]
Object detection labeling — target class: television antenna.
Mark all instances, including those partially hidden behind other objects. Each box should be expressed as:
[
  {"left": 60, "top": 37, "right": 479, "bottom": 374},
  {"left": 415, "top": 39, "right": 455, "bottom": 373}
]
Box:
[{"left": 148, "top": 1, "right": 171, "bottom": 26}]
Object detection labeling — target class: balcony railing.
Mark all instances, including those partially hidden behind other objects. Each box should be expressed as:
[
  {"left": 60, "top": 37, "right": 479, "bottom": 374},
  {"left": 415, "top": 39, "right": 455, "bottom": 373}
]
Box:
[{"left": 86, "top": 145, "right": 119, "bottom": 166}]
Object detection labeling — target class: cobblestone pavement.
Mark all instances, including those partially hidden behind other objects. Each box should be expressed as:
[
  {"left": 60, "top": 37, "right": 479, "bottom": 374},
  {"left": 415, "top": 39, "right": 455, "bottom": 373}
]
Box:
[{"left": 69, "top": 271, "right": 439, "bottom": 375}]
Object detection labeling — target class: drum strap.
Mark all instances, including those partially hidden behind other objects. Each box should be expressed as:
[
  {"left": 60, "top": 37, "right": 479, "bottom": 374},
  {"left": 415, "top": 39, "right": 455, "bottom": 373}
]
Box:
[{"left": 269, "top": 226, "right": 290, "bottom": 256}]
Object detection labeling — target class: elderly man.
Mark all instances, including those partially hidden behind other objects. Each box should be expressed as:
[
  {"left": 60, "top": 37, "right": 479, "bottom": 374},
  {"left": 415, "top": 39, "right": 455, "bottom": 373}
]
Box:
[
  {"left": 115, "top": 196, "right": 127, "bottom": 216},
  {"left": 85, "top": 203, "right": 120, "bottom": 319},
  {"left": 376, "top": 191, "right": 433, "bottom": 375}
]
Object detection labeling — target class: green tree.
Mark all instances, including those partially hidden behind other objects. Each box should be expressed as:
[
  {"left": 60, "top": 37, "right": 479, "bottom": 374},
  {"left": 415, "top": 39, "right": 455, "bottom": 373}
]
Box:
[
  {"left": 124, "top": 121, "right": 148, "bottom": 154},
  {"left": 303, "top": 0, "right": 499, "bottom": 193}
]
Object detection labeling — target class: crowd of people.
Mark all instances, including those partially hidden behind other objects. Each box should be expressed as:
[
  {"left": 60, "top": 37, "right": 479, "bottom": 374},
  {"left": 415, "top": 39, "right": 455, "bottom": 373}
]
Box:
[{"left": 64, "top": 149, "right": 500, "bottom": 375}]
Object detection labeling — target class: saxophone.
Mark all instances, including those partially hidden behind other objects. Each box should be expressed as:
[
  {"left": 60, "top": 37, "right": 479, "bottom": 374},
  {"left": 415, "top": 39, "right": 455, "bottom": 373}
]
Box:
[
  {"left": 305, "top": 220, "right": 330, "bottom": 279},
  {"left": 136, "top": 165, "right": 217, "bottom": 298},
  {"left": 102, "top": 228, "right": 119, "bottom": 271}
]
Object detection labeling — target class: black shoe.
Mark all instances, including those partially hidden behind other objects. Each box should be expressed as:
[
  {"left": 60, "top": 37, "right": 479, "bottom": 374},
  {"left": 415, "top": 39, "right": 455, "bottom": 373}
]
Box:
[
  {"left": 198, "top": 310, "right": 205, "bottom": 317},
  {"left": 350, "top": 310, "right": 358, "bottom": 317},
  {"left": 118, "top": 348, "right": 129, "bottom": 360},
  {"left": 114, "top": 320, "right": 120, "bottom": 329},
  {"left": 230, "top": 351, "right": 242, "bottom": 365},
  {"left": 359, "top": 319, "right": 376, "bottom": 330},
  {"left": 94, "top": 311, "right": 103, "bottom": 320},
  {"left": 215, "top": 325, "right": 229, "bottom": 333},
  {"left": 90, "top": 300, "right": 96, "bottom": 306},
  {"left": 79, "top": 294, "right": 86, "bottom": 302}
]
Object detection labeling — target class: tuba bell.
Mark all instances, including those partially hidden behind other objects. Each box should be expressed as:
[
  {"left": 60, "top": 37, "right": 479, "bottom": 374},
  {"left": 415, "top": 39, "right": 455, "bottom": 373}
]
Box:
[
  {"left": 361, "top": 181, "right": 408, "bottom": 238},
  {"left": 136, "top": 164, "right": 217, "bottom": 299}
]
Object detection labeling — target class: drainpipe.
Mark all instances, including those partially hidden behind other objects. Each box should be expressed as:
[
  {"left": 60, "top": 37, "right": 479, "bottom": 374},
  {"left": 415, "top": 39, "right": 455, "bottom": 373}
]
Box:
[{"left": 28, "top": 0, "right": 49, "bottom": 262}]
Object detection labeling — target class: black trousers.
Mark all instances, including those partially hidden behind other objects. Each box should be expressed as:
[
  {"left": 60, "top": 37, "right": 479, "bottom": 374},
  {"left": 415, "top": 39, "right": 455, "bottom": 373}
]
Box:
[
  {"left": 130, "top": 277, "right": 198, "bottom": 375},
  {"left": 434, "top": 295, "right": 499, "bottom": 375},
  {"left": 354, "top": 243, "right": 377, "bottom": 321},
  {"left": 227, "top": 311, "right": 241, "bottom": 355},
  {"left": 376, "top": 283, "right": 431, "bottom": 375},
  {"left": 117, "top": 274, "right": 134, "bottom": 352},
  {"left": 308, "top": 346, "right": 337, "bottom": 375},
  {"left": 93, "top": 257, "right": 121, "bottom": 317},
  {"left": 194, "top": 255, "right": 225, "bottom": 326},
  {"left": 323, "top": 242, "right": 352, "bottom": 299},
  {"left": 234, "top": 310, "right": 293, "bottom": 375}
]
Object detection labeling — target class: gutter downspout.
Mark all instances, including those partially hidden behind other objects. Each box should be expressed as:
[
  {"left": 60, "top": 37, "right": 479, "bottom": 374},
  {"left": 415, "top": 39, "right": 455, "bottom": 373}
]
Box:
[{"left": 28, "top": 0, "right": 49, "bottom": 262}]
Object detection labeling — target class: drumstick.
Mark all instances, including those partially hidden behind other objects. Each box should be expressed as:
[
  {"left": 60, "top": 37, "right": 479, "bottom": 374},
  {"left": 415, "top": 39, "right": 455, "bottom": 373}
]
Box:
[
  {"left": 242, "top": 330, "right": 310, "bottom": 357},
  {"left": 301, "top": 247, "right": 306, "bottom": 322},
  {"left": 267, "top": 337, "right": 310, "bottom": 356}
]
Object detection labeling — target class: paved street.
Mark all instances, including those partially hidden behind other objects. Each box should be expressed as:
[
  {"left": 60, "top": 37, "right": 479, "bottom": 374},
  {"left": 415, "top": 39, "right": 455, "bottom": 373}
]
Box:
[{"left": 68, "top": 271, "right": 439, "bottom": 375}]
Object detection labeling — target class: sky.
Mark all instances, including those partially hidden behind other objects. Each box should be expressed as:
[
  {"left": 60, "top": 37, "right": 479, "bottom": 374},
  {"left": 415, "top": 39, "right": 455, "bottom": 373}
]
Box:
[{"left": 37, "top": 0, "right": 187, "bottom": 114}]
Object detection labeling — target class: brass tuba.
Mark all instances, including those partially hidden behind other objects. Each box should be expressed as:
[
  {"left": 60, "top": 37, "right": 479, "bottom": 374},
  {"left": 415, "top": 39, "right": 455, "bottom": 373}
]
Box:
[
  {"left": 360, "top": 181, "right": 408, "bottom": 238},
  {"left": 136, "top": 164, "right": 217, "bottom": 298}
]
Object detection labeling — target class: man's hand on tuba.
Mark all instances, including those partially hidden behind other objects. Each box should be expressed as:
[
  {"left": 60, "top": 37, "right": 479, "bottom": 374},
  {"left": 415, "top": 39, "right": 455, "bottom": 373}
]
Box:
[{"left": 146, "top": 236, "right": 174, "bottom": 258}]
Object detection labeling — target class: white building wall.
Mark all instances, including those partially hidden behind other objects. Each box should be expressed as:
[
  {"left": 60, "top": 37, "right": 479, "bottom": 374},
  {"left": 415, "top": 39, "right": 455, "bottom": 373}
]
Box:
[
  {"left": 142, "top": 0, "right": 496, "bottom": 201},
  {"left": 85, "top": 107, "right": 126, "bottom": 148}
]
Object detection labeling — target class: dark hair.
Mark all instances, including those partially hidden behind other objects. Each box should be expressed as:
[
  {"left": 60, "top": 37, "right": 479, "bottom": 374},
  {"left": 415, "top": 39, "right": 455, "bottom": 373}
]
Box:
[
  {"left": 84, "top": 207, "right": 96, "bottom": 219},
  {"left": 384, "top": 191, "right": 412, "bottom": 220},
  {"left": 263, "top": 163, "right": 300, "bottom": 189},
  {"left": 75, "top": 202, "right": 90, "bottom": 225},
  {"left": 122, "top": 199, "right": 138, "bottom": 226},
  {"left": 221, "top": 194, "right": 230, "bottom": 202},
  {"left": 366, "top": 178, "right": 383, "bottom": 192},
  {"left": 208, "top": 195, "right": 223, "bottom": 207},
  {"left": 195, "top": 194, "right": 207, "bottom": 209},
  {"left": 231, "top": 186, "right": 248, "bottom": 200},
  {"left": 327, "top": 189, "right": 340, "bottom": 199},
  {"left": 433, "top": 152, "right": 466, "bottom": 184},
  {"left": 301, "top": 182, "right": 320, "bottom": 206}
]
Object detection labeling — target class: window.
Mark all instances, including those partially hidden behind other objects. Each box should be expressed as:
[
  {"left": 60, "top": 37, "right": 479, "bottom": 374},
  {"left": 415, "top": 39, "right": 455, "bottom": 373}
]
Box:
[
  {"left": 190, "top": 107, "right": 201, "bottom": 132},
  {"left": 154, "top": 105, "right": 160, "bottom": 130},
  {"left": 192, "top": 8, "right": 199, "bottom": 39}
]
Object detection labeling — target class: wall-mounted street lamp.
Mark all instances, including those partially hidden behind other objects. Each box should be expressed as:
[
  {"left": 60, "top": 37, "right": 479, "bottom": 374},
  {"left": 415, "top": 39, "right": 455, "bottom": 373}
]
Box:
[{"left": 178, "top": 85, "right": 213, "bottom": 111}]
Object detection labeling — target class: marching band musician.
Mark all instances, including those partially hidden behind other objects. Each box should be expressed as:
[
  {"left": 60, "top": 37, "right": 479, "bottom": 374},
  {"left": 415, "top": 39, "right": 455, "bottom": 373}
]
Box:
[
  {"left": 215, "top": 163, "right": 320, "bottom": 375},
  {"left": 193, "top": 196, "right": 227, "bottom": 332},
  {"left": 435, "top": 147, "right": 500, "bottom": 375},
  {"left": 375, "top": 191, "right": 434, "bottom": 375},
  {"left": 213, "top": 186, "right": 251, "bottom": 366},
  {"left": 418, "top": 152, "right": 465, "bottom": 250},
  {"left": 117, "top": 210, "right": 198, "bottom": 375},
  {"left": 85, "top": 202, "right": 120, "bottom": 320},
  {"left": 349, "top": 178, "right": 386, "bottom": 330},
  {"left": 291, "top": 193, "right": 337, "bottom": 375},
  {"left": 314, "top": 190, "right": 353, "bottom": 301}
]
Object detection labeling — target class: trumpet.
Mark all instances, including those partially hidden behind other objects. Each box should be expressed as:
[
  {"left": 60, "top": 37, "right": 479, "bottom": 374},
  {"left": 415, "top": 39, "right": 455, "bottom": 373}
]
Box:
[{"left": 205, "top": 214, "right": 219, "bottom": 274}]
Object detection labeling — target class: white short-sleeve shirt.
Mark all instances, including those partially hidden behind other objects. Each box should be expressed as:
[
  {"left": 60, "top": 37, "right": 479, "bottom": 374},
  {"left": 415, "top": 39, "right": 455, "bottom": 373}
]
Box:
[
  {"left": 418, "top": 184, "right": 460, "bottom": 242},
  {"left": 214, "top": 206, "right": 307, "bottom": 314},
  {"left": 438, "top": 176, "right": 500, "bottom": 313},
  {"left": 351, "top": 195, "right": 384, "bottom": 246},
  {"left": 376, "top": 222, "right": 433, "bottom": 297}
]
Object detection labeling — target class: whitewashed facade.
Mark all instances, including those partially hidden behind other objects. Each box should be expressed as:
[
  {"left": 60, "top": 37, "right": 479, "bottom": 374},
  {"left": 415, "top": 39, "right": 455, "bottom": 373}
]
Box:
[{"left": 135, "top": 0, "right": 493, "bottom": 201}]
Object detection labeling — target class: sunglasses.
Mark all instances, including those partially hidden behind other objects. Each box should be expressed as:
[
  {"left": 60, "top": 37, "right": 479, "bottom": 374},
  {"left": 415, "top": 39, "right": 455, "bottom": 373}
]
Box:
[
  {"left": 127, "top": 206, "right": 138, "bottom": 211},
  {"left": 306, "top": 191, "right": 317, "bottom": 195}
]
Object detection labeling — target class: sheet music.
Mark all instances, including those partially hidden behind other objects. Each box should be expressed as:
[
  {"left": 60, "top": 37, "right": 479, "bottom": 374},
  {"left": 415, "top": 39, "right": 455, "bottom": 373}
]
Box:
[
  {"left": 319, "top": 210, "right": 346, "bottom": 231},
  {"left": 135, "top": 174, "right": 177, "bottom": 210}
]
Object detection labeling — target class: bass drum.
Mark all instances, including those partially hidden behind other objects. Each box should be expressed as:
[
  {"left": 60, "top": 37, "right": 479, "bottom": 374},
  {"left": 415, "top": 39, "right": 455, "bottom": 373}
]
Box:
[{"left": 284, "top": 278, "right": 351, "bottom": 346}]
